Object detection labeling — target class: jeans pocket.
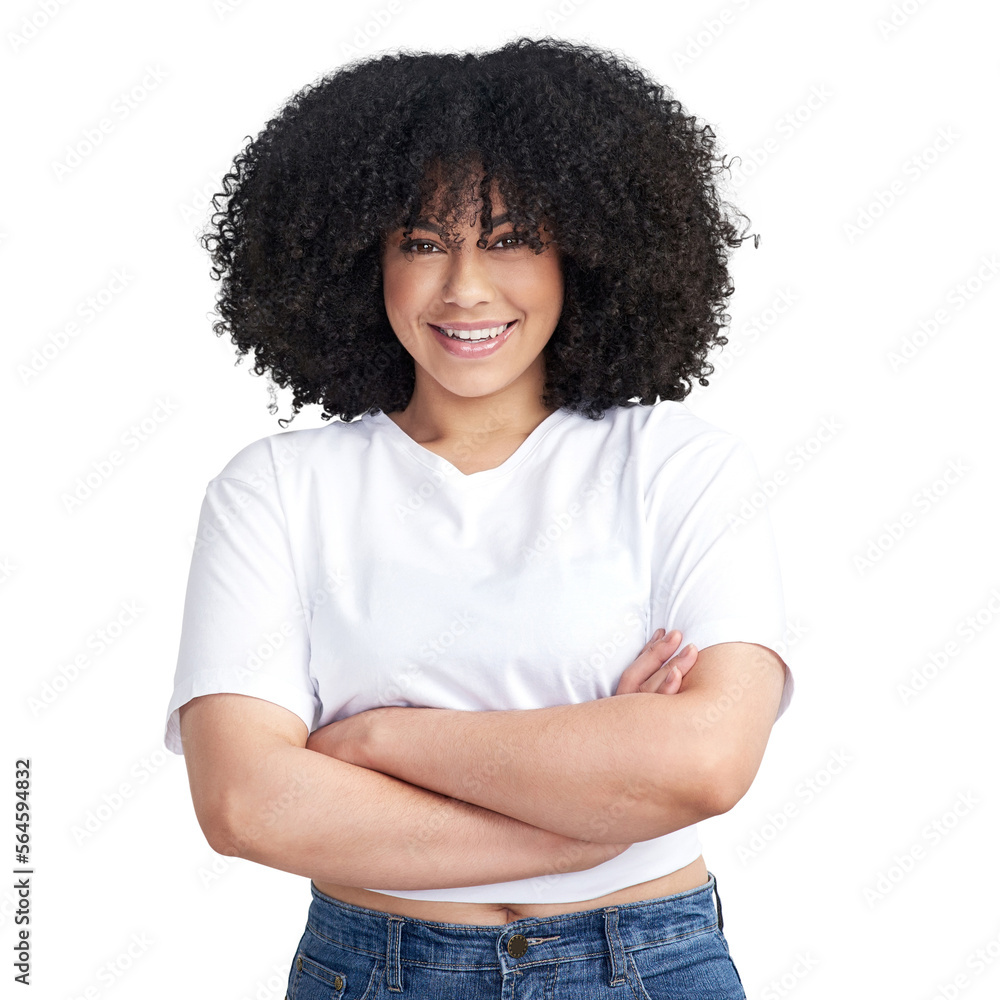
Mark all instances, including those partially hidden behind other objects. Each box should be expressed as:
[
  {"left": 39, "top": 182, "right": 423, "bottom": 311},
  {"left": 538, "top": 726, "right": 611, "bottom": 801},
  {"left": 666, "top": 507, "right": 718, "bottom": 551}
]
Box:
[
  {"left": 627, "top": 928, "right": 746, "bottom": 1000},
  {"left": 287, "top": 931, "right": 382, "bottom": 1000}
]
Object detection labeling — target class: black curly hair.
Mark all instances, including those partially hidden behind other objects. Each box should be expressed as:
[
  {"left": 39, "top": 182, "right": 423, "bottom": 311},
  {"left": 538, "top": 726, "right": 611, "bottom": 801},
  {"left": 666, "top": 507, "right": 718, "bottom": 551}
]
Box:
[{"left": 201, "top": 37, "right": 753, "bottom": 424}]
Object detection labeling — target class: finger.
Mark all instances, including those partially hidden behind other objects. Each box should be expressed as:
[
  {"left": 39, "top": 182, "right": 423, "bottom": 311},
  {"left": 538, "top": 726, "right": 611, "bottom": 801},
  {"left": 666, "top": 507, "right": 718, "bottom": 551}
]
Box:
[
  {"left": 623, "top": 632, "right": 680, "bottom": 681},
  {"left": 671, "top": 643, "right": 698, "bottom": 677},
  {"left": 652, "top": 629, "right": 683, "bottom": 659},
  {"left": 657, "top": 643, "right": 695, "bottom": 678},
  {"left": 657, "top": 664, "right": 681, "bottom": 695},
  {"left": 617, "top": 632, "right": 687, "bottom": 695},
  {"left": 644, "top": 628, "right": 671, "bottom": 654},
  {"left": 641, "top": 648, "right": 696, "bottom": 694},
  {"left": 639, "top": 661, "right": 677, "bottom": 694}
]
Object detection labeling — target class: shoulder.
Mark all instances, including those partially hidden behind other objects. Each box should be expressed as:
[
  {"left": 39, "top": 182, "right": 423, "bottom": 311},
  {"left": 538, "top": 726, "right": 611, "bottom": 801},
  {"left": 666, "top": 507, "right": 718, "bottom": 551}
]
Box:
[
  {"left": 594, "top": 399, "right": 738, "bottom": 443},
  {"left": 208, "top": 416, "right": 372, "bottom": 487},
  {"left": 640, "top": 399, "right": 741, "bottom": 448},
  {"left": 595, "top": 400, "right": 751, "bottom": 480}
]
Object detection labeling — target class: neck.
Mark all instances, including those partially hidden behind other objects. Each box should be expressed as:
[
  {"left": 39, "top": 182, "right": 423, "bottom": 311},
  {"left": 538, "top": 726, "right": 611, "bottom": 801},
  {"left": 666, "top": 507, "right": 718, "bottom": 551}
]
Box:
[{"left": 388, "top": 368, "right": 555, "bottom": 447}]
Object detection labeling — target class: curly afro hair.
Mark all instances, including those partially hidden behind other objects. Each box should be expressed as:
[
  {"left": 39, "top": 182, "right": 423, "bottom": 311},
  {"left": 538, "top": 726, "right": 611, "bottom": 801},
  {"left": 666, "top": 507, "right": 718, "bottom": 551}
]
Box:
[{"left": 201, "top": 37, "right": 752, "bottom": 424}]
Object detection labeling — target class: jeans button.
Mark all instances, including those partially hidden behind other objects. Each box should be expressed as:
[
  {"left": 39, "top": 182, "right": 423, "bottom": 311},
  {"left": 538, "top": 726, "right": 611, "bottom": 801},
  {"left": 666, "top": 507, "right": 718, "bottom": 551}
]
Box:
[
  {"left": 507, "top": 934, "right": 528, "bottom": 957},
  {"left": 333, "top": 974, "right": 343, "bottom": 989}
]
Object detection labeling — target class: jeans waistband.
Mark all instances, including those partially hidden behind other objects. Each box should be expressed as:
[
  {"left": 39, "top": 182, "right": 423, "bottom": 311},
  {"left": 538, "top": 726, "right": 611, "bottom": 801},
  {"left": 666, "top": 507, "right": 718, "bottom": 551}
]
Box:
[{"left": 305, "top": 873, "right": 724, "bottom": 977}]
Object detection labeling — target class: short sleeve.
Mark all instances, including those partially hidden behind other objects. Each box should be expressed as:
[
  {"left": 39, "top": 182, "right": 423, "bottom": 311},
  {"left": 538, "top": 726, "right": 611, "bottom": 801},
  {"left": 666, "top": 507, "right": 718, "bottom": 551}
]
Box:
[
  {"left": 164, "top": 467, "right": 320, "bottom": 755},
  {"left": 646, "top": 430, "right": 794, "bottom": 720}
]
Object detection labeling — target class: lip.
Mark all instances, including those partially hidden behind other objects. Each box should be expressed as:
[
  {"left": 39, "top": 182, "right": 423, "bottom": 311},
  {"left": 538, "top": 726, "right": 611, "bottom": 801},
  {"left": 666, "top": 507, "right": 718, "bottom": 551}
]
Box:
[{"left": 430, "top": 320, "right": 517, "bottom": 358}]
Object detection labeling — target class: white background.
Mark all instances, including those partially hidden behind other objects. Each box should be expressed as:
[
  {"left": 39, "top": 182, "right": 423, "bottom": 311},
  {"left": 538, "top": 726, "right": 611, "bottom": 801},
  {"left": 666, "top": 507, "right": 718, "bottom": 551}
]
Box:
[{"left": 3, "top": 0, "right": 999, "bottom": 997}]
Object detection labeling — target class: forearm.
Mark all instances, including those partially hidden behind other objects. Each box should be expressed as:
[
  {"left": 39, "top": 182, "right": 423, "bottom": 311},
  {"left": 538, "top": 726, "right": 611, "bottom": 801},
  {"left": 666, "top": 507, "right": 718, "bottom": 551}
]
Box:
[
  {"left": 353, "top": 693, "right": 715, "bottom": 844},
  {"left": 220, "top": 743, "right": 628, "bottom": 889}
]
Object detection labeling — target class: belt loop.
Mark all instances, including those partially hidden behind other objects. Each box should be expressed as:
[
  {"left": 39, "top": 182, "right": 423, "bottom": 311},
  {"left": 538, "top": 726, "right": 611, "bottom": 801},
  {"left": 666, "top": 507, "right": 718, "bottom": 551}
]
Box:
[
  {"left": 603, "top": 907, "right": 627, "bottom": 987},
  {"left": 386, "top": 915, "right": 404, "bottom": 992},
  {"left": 712, "top": 874, "right": 724, "bottom": 932}
]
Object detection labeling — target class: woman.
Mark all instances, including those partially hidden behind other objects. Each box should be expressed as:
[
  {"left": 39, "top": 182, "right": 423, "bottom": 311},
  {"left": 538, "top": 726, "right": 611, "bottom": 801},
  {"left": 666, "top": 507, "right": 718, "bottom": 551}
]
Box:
[{"left": 166, "top": 38, "right": 793, "bottom": 999}]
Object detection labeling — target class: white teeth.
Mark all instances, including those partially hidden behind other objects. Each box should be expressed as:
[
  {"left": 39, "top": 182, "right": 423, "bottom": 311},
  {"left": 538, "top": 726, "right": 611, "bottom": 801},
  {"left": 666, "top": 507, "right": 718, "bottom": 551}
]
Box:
[{"left": 438, "top": 323, "right": 510, "bottom": 342}]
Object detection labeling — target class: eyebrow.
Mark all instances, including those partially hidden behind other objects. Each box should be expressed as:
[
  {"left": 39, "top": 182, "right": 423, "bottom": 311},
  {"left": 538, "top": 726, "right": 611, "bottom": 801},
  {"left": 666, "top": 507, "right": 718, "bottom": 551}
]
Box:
[{"left": 411, "top": 213, "right": 512, "bottom": 235}]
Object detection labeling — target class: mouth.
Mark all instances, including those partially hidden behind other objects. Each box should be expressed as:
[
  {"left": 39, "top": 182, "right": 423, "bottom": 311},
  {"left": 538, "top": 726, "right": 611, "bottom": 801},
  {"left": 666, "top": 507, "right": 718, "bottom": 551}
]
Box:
[
  {"left": 428, "top": 320, "right": 518, "bottom": 358},
  {"left": 430, "top": 321, "right": 516, "bottom": 343}
]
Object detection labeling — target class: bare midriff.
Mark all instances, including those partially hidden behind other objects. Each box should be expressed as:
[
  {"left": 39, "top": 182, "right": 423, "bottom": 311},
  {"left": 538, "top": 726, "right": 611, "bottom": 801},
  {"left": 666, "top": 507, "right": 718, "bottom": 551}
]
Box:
[{"left": 312, "top": 854, "right": 709, "bottom": 926}]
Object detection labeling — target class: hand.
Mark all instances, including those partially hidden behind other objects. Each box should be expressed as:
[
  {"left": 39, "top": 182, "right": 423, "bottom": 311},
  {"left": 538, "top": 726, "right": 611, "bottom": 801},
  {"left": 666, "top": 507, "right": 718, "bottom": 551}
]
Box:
[{"left": 614, "top": 628, "right": 699, "bottom": 696}]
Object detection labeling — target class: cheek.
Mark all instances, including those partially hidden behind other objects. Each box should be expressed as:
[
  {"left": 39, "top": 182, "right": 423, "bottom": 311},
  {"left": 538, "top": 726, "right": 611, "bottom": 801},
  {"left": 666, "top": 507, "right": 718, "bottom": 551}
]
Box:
[
  {"left": 384, "top": 256, "right": 441, "bottom": 299},
  {"left": 551, "top": 263, "right": 565, "bottom": 309},
  {"left": 381, "top": 263, "right": 417, "bottom": 327},
  {"left": 381, "top": 261, "right": 401, "bottom": 313},
  {"left": 529, "top": 256, "right": 564, "bottom": 316},
  {"left": 503, "top": 254, "right": 563, "bottom": 306},
  {"left": 381, "top": 264, "right": 433, "bottom": 356}
]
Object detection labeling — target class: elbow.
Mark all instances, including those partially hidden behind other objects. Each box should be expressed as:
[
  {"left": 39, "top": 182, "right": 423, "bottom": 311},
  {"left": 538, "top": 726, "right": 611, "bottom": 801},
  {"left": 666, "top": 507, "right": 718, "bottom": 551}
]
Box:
[
  {"left": 193, "top": 787, "right": 256, "bottom": 859},
  {"left": 695, "top": 774, "right": 746, "bottom": 819},
  {"left": 204, "top": 812, "right": 245, "bottom": 858},
  {"left": 689, "top": 749, "right": 759, "bottom": 819}
]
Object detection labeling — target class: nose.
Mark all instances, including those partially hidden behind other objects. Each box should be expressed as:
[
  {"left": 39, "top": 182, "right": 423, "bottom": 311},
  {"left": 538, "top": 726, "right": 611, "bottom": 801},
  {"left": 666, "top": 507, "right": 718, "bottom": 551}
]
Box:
[{"left": 441, "top": 243, "right": 494, "bottom": 308}]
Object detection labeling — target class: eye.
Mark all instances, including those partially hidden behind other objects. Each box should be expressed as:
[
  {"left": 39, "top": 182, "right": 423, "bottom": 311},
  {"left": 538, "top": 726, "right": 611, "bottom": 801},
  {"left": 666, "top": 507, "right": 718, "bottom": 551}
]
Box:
[
  {"left": 399, "top": 239, "right": 442, "bottom": 254},
  {"left": 492, "top": 233, "right": 526, "bottom": 250}
]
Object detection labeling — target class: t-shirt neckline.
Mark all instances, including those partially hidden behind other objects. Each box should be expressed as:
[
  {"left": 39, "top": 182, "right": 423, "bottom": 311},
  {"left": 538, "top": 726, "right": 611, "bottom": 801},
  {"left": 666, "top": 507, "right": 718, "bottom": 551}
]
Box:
[{"left": 369, "top": 407, "right": 572, "bottom": 484}]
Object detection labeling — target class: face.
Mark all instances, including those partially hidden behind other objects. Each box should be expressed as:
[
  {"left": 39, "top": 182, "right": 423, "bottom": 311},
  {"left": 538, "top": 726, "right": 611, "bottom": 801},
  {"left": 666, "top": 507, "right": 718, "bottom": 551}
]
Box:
[{"left": 381, "top": 184, "right": 564, "bottom": 407}]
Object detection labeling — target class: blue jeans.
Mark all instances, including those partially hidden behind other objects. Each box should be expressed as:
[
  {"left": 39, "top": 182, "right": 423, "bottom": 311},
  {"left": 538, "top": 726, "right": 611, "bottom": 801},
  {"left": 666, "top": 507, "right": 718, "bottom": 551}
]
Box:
[{"left": 285, "top": 873, "right": 746, "bottom": 999}]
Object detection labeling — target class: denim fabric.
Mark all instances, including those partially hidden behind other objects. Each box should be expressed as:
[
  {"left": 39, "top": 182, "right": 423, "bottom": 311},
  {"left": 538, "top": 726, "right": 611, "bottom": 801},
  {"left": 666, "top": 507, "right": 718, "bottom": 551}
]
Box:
[{"left": 285, "top": 873, "right": 745, "bottom": 999}]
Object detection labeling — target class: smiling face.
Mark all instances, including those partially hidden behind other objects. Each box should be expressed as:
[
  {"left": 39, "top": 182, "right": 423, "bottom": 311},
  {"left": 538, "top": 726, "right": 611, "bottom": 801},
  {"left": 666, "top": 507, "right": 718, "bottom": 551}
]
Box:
[{"left": 381, "top": 180, "right": 564, "bottom": 412}]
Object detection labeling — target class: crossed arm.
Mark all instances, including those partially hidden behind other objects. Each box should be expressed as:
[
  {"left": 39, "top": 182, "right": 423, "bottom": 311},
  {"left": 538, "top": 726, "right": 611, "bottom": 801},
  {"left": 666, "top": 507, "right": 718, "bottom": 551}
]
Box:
[
  {"left": 306, "top": 633, "right": 786, "bottom": 844},
  {"left": 179, "top": 630, "right": 786, "bottom": 888}
]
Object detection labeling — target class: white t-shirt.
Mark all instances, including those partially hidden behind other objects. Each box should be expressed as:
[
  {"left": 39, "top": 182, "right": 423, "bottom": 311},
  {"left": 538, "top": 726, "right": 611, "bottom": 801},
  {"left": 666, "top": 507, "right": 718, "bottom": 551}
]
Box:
[{"left": 164, "top": 399, "right": 793, "bottom": 903}]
